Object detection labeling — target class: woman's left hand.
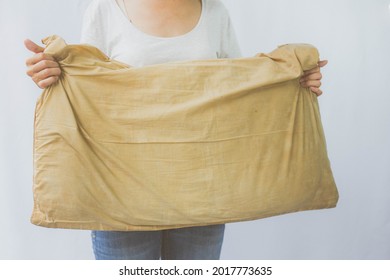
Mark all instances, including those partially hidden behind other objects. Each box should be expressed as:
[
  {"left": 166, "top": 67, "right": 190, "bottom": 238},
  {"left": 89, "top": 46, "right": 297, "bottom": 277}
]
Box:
[{"left": 300, "top": 60, "right": 328, "bottom": 96}]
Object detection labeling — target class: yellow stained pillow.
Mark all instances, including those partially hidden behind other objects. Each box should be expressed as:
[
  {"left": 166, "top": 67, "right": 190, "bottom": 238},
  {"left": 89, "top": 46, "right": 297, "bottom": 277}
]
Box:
[{"left": 31, "top": 35, "right": 338, "bottom": 231}]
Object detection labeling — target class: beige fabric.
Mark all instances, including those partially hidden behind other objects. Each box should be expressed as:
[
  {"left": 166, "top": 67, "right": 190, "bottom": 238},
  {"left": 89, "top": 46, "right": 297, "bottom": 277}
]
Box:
[{"left": 31, "top": 35, "right": 338, "bottom": 231}]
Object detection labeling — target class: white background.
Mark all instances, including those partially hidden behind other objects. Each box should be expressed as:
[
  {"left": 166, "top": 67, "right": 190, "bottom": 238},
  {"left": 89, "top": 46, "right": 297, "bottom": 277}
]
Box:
[{"left": 0, "top": 0, "right": 389, "bottom": 259}]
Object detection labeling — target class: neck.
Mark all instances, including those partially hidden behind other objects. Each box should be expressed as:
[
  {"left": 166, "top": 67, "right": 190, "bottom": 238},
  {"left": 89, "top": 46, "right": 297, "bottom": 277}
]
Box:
[
  {"left": 122, "top": 0, "right": 202, "bottom": 37},
  {"left": 128, "top": 0, "right": 193, "bottom": 13}
]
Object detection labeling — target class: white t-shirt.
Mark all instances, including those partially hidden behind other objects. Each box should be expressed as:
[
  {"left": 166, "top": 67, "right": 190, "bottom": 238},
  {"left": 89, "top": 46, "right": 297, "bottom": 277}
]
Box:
[{"left": 80, "top": 0, "right": 241, "bottom": 67}]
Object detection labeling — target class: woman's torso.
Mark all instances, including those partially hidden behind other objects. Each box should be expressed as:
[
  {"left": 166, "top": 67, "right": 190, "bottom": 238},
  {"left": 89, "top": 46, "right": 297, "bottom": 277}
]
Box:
[{"left": 81, "top": 0, "right": 241, "bottom": 67}]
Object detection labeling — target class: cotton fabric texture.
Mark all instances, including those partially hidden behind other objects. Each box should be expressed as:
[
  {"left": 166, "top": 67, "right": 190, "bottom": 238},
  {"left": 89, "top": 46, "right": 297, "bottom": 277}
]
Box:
[{"left": 31, "top": 35, "right": 339, "bottom": 231}]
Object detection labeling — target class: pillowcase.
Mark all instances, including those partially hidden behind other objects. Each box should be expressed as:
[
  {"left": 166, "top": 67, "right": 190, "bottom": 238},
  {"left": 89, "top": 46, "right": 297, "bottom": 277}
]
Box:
[{"left": 31, "top": 35, "right": 338, "bottom": 230}]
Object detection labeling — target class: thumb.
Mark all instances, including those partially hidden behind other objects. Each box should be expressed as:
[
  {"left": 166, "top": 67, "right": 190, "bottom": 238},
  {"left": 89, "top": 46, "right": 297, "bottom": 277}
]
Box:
[
  {"left": 318, "top": 60, "right": 328, "bottom": 68},
  {"left": 24, "top": 39, "right": 45, "bottom": 53}
]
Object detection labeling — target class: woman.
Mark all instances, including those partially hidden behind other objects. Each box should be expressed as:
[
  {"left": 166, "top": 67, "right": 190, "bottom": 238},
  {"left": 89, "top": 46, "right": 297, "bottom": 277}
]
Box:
[{"left": 24, "top": 0, "right": 327, "bottom": 260}]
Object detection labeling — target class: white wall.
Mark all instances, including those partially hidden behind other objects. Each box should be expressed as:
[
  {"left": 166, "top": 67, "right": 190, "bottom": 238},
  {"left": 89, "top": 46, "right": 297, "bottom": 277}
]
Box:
[{"left": 0, "top": 0, "right": 389, "bottom": 259}]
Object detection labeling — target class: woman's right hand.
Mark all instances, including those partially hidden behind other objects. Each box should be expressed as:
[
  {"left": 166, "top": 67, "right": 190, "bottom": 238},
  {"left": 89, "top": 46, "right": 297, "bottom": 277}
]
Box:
[{"left": 24, "top": 39, "right": 61, "bottom": 89}]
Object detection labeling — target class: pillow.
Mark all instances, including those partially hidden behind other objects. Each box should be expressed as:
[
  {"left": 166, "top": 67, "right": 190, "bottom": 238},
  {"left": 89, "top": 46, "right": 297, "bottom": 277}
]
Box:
[{"left": 31, "top": 35, "right": 339, "bottom": 230}]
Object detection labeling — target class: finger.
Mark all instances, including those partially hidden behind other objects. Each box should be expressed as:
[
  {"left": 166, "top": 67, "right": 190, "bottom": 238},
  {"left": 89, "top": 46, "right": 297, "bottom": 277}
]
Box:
[
  {"left": 26, "top": 60, "right": 59, "bottom": 77},
  {"left": 300, "top": 72, "right": 322, "bottom": 82},
  {"left": 32, "top": 67, "right": 62, "bottom": 82},
  {"left": 318, "top": 60, "right": 328, "bottom": 68},
  {"left": 26, "top": 52, "right": 55, "bottom": 67},
  {"left": 24, "top": 39, "right": 45, "bottom": 54},
  {"left": 37, "top": 76, "right": 59, "bottom": 89},
  {"left": 301, "top": 79, "right": 321, "bottom": 88},
  {"left": 310, "top": 87, "right": 323, "bottom": 96},
  {"left": 303, "top": 60, "right": 328, "bottom": 76},
  {"left": 303, "top": 66, "right": 320, "bottom": 75},
  {"left": 27, "top": 59, "right": 60, "bottom": 76}
]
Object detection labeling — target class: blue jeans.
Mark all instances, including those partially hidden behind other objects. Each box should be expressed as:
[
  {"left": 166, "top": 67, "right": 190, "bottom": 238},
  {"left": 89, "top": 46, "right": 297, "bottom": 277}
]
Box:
[{"left": 91, "top": 224, "right": 225, "bottom": 260}]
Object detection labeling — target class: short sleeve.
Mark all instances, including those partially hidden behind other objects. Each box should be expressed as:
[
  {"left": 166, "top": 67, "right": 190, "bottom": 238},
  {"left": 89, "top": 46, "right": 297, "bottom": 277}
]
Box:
[
  {"left": 221, "top": 18, "right": 241, "bottom": 58},
  {"left": 80, "top": 0, "right": 108, "bottom": 55},
  {"left": 216, "top": 1, "right": 242, "bottom": 58}
]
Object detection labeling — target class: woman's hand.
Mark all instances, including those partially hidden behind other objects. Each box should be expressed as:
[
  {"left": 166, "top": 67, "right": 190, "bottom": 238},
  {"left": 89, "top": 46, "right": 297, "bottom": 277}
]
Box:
[
  {"left": 24, "top": 39, "right": 61, "bottom": 89},
  {"left": 300, "top": 60, "right": 328, "bottom": 96}
]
